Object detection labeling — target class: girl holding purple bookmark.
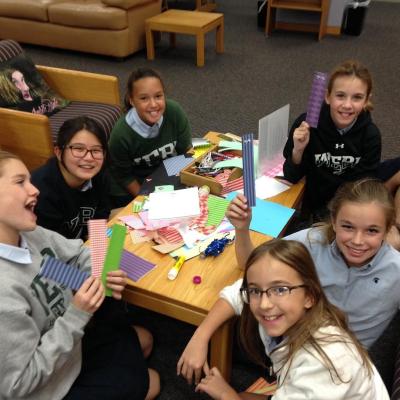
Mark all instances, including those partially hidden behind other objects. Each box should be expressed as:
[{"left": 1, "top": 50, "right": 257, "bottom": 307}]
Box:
[{"left": 283, "top": 60, "right": 381, "bottom": 224}]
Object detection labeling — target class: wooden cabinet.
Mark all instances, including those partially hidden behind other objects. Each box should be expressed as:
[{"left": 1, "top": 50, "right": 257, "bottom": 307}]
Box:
[{"left": 266, "top": 0, "right": 330, "bottom": 41}]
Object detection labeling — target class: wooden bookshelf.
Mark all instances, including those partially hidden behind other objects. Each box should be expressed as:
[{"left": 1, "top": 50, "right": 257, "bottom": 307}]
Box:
[{"left": 266, "top": 0, "right": 330, "bottom": 41}]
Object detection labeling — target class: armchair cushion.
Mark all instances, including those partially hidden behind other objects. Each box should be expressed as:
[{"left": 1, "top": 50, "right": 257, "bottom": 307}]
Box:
[
  {"left": 48, "top": 1, "right": 128, "bottom": 30},
  {"left": 0, "top": 42, "right": 69, "bottom": 116},
  {"left": 0, "top": 0, "right": 64, "bottom": 22},
  {"left": 49, "top": 101, "right": 121, "bottom": 142}
]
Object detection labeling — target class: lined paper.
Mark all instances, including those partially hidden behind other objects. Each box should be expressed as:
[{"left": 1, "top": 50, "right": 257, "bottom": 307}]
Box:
[
  {"left": 88, "top": 219, "right": 108, "bottom": 278},
  {"left": 102, "top": 224, "right": 127, "bottom": 296},
  {"left": 206, "top": 195, "right": 230, "bottom": 226},
  {"left": 163, "top": 155, "right": 193, "bottom": 176},
  {"left": 39, "top": 255, "right": 89, "bottom": 291},
  {"left": 120, "top": 249, "right": 156, "bottom": 282},
  {"left": 242, "top": 133, "right": 256, "bottom": 207},
  {"left": 306, "top": 71, "right": 328, "bottom": 128}
]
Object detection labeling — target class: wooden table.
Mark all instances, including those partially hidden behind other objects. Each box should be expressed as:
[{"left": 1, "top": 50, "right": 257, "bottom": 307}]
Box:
[
  {"left": 116, "top": 132, "right": 304, "bottom": 380},
  {"left": 145, "top": 10, "right": 224, "bottom": 67}
]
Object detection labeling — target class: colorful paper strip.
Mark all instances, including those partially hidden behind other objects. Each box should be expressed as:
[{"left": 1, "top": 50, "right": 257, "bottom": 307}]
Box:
[
  {"left": 242, "top": 133, "right": 256, "bottom": 207},
  {"left": 120, "top": 249, "right": 156, "bottom": 282},
  {"left": 305, "top": 71, "right": 328, "bottom": 128},
  {"left": 163, "top": 155, "right": 193, "bottom": 176},
  {"left": 39, "top": 255, "right": 89, "bottom": 291},
  {"left": 206, "top": 195, "right": 230, "bottom": 227},
  {"left": 102, "top": 224, "right": 127, "bottom": 296},
  {"left": 88, "top": 219, "right": 108, "bottom": 278}
]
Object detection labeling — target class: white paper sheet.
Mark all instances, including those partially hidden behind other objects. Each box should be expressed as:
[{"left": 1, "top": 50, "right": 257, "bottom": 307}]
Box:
[
  {"left": 148, "top": 187, "right": 201, "bottom": 220},
  {"left": 258, "top": 104, "right": 290, "bottom": 177}
]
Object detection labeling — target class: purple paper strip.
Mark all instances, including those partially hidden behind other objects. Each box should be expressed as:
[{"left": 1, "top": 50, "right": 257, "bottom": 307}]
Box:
[
  {"left": 242, "top": 133, "right": 256, "bottom": 207},
  {"left": 39, "top": 255, "right": 89, "bottom": 290},
  {"left": 305, "top": 71, "right": 328, "bottom": 128},
  {"left": 120, "top": 249, "right": 156, "bottom": 282}
]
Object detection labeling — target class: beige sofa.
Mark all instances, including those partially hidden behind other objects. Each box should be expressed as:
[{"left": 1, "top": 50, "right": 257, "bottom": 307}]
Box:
[{"left": 0, "top": 0, "right": 161, "bottom": 57}]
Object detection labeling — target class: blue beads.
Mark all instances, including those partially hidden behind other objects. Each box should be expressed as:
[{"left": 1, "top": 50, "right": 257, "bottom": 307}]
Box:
[{"left": 202, "top": 237, "right": 232, "bottom": 258}]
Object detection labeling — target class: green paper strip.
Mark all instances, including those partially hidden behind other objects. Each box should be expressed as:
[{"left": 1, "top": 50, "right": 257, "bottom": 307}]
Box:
[
  {"left": 133, "top": 200, "right": 144, "bottom": 213},
  {"left": 102, "top": 224, "right": 127, "bottom": 296},
  {"left": 206, "top": 195, "right": 230, "bottom": 227}
]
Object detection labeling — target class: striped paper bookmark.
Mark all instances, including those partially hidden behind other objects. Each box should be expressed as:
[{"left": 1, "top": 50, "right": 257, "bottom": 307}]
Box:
[
  {"left": 120, "top": 249, "right": 156, "bottom": 282},
  {"left": 101, "top": 224, "right": 127, "bottom": 296},
  {"left": 305, "top": 71, "right": 328, "bottom": 128},
  {"left": 88, "top": 219, "right": 108, "bottom": 278},
  {"left": 39, "top": 255, "right": 89, "bottom": 291},
  {"left": 242, "top": 133, "right": 256, "bottom": 207}
]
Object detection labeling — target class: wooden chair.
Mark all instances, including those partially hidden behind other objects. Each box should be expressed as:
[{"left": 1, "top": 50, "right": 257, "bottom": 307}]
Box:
[{"left": 0, "top": 40, "right": 121, "bottom": 171}]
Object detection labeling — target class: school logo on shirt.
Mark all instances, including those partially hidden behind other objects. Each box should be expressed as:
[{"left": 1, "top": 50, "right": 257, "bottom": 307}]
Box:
[
  {"left": 66, "top": 207, "right": 95, "bottom": 238},
  {"left": 133, "top": 142, "right": 177, "bottom": 167},
  {"left": 314, "top": 152, "right": 361, "bottom": 175}
]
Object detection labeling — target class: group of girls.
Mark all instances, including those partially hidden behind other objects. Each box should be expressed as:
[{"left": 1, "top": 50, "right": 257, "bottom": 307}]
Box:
[
  {"left": 32, "top": 67, "right": 192, "bottom": 241},
  {"left": 0, "top": 59, "right": 399, "bottom": 399},
  {"left": 0, "top": 67, "right": 190, "bottom": 399},
  {"left": 177, "top": 60, "right": 400, "bottom": 399}
]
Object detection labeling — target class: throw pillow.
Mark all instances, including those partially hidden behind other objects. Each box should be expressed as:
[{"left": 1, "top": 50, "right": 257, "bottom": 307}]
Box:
[{"left": 0, "top": 53, "right": 69, "bottom": 116}]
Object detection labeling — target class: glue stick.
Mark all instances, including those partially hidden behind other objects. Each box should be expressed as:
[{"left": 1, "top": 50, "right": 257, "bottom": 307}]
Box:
[{"left": 167, "top": 256, "right": 186, "bottom": 280}]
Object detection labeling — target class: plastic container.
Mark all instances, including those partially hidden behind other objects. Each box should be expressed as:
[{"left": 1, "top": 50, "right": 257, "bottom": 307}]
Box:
[{"left": 342, "top": 0, "right": 371, "bottom": 36}]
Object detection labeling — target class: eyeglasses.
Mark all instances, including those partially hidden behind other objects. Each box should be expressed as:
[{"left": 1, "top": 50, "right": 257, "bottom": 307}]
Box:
[
  {"left": 240, "top": 285, "right": 306, "bottom": 304},
  {"left": 66, "top": 145, "right": 104, "bottom": 160}
]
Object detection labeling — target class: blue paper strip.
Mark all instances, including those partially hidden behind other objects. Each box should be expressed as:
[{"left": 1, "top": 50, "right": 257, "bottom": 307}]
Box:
[
  {"left": 39, "top": 255, "right": 89, "bottom": 290},
  {"left": 163, "top": 155, "right": 193, "bottom": 177},
  {"left": 242, "top": 133, "right": 256, "bottom": 207}
]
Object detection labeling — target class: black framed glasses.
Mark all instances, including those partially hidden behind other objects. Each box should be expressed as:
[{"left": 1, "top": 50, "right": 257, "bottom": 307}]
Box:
[
  {"left": 66, "top": 145, "right": 104, "bottom": 160},
  {"left": 240, "top": 285, "right": 306, "bottom": 304}
]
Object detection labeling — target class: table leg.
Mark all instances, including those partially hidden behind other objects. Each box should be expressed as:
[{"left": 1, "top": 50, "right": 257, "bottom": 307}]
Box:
[
  {"left": 196, "top": 32, "right": 205, "bottom": 67},
  {"left": 169, "top": 32, "right": 176, "bottom": 48},
  {"left": 216, "top": 19, "right": 224, "bottom": 54},
  {"left": 146, "top": 27, "right": 155, "bottom": 60},
  {"left": 209, "top": 319, "right": 233, "bottom": 381}
]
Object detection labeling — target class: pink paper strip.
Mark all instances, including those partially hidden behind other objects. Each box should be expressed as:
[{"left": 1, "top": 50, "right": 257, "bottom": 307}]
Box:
[{"left": 88, "top": 219, "right": 108, "bottom": 278}]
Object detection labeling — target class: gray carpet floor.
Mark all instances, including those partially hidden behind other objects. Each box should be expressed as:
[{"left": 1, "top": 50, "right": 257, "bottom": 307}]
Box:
[{"left": 20, "top": 0, "right": 400, "bottom": 398}]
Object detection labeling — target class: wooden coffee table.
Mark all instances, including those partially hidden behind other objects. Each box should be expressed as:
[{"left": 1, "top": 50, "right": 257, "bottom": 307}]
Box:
[
  {"left": 145, "top": 10, "right": 224, "bottom": 67},
  {"left": 114, "top": 131, "right": 305, "bottom": 380}
]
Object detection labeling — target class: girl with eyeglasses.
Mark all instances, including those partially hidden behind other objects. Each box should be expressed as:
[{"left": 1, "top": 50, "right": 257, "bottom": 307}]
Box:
[
  {"left": 193, "top": 239, "right": 389, "bottom": 399},
  {"left": 178, "top": 179, "right": 400, "bottom": 392},
  {"left": 31, "top": 116, "right": 111, "bottom": 240}
]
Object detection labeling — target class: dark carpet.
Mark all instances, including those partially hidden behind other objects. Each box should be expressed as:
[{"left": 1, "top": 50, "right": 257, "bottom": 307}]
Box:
[{"left": 19, "top": 0, "right": 400, "bottom": 398}]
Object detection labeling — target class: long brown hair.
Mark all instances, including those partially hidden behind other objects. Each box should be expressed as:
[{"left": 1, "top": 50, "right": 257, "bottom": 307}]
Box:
[
  {"left": 316, "top": 178, "right": 395, "bottom": 244},
  {"left": 327, "top": 59, "right": 374, "bottom": 111},
  {"left": 239, "top": 239, "right": 372, "bottom": 383}
]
